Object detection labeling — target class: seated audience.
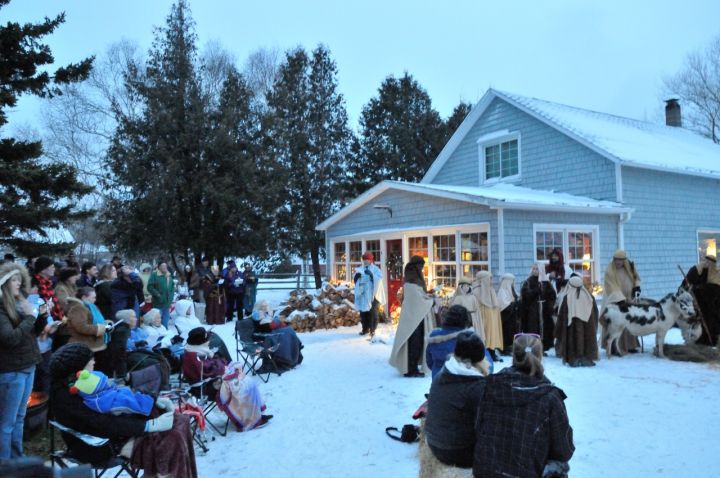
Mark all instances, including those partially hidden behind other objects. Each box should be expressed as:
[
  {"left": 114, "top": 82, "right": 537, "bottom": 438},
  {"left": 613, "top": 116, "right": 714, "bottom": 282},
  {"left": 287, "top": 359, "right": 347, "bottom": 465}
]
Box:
[
  {"left": 182, "top": 327, "right": 227, "bottom": 400},
  {"left": 141, "top": 308, "right": 169, "bottom": 348}
]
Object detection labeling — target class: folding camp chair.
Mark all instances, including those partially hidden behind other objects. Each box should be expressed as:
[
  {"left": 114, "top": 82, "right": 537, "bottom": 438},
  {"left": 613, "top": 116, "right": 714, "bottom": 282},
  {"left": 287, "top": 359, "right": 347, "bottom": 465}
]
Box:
[
  {"left": 179, "top": 353, "right": 230, "bottom": 438},
  {"left": 49, "top": 420, "right": 137, "bottom": 478},
  {"left": 234, "top": 319, "right": 281, "bottom": 383}
]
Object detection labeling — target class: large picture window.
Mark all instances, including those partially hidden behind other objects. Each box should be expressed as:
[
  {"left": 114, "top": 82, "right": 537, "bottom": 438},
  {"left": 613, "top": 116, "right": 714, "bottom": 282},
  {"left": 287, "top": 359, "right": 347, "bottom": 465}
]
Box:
[
  {"left": 365, "top": 239, "right": 381, "bottom": 263},
  {"left": 698, "top": 230, "right": 720, "bottom": 262},
  {"left": 534, "top": 225, "right": 597, "bottom": 288},
  {"left": 409, "top": 236, "right": 429, "bottom": 280},
  {"left": 348, "top": 241, "right": 362, "bottom": 273}
]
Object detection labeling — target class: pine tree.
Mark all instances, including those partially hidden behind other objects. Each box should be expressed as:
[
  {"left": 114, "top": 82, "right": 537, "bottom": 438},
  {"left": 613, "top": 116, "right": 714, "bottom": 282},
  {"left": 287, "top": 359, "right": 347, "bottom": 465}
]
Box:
[
  {"left": 105, "top": 0, "right": 210, "bottom": 262},
  {"left": 351, "top": 73, "right": 446, "bottom": 195},
  {"left": 446, "top": 101, "right": 473, "bottom": 137},
  {"left": 0, "top": 0, "right": 93, "bottom": 257},
  {"left": 267, "top": 45, "right": 354, "bottom": 287}
]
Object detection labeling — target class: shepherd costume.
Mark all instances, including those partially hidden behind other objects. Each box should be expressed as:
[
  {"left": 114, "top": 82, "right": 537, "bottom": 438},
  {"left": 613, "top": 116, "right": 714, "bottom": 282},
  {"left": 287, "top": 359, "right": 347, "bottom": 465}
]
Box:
[
  {"left": 555, "top": 276, "right": 599, "bottom": 367},
  {"left": 519, "top": 267, "right": 543, "bottom": 335},
  {"left": 601, "top": 250, "right": 641, "bottom": 353},
  {"left": 201, "top": 270, "right": 226, "bottom": 325},
  {"left": 450, "top": 277, "right": 484, "bottom": 342},
  {"left": 389, "top": 256, "right": 434, "bottom": 376},
  {"left": 497, "top": 273, "right": 519, "bottom": 353},
  {"left": 472, "top": 271, "right": 503, "bottom": 352}
]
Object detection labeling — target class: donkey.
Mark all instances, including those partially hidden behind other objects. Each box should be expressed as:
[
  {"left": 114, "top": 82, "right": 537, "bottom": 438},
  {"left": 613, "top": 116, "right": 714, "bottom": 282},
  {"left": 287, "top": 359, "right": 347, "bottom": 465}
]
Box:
[{"left": 603, "top": 288, "right": 699, "bottom": 358}]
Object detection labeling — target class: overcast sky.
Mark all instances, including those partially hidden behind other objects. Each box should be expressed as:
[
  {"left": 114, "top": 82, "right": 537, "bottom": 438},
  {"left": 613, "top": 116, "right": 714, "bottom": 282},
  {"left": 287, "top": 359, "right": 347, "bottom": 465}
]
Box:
[{"left": 3, "top": 0, "right": 720, "bottom": 130}]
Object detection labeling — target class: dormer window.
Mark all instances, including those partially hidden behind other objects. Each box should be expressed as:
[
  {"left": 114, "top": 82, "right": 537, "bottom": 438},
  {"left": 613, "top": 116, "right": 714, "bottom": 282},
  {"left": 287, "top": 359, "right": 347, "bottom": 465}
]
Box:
[{"left": 478, "top": 131, "right": 521, "bottom": 183}]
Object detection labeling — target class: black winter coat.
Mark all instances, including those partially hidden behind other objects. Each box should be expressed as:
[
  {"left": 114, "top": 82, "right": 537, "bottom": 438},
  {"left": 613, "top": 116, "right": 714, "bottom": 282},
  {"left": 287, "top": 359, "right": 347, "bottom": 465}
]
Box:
[
  {"left": 425, "top": 365, "right": 486, "bottom": 452},
  {"left": 0, "top": 301, "right": 41, "bottom": 373},
  {"left": 474, "top": 367, "right": 574, "bottom": 478}
]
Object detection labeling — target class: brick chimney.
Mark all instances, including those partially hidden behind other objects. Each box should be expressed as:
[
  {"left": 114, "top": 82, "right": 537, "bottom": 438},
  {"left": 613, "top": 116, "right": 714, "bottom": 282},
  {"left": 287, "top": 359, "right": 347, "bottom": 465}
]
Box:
[{"left": 665, "top": 98, "right": 681, "bottom": 127}]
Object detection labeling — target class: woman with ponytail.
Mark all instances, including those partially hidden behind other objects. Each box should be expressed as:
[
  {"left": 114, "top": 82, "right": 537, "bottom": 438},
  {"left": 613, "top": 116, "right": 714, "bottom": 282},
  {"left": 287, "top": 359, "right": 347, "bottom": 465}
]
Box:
[{"left": 473, "top": 334, "right": 575, "bottom": 478}]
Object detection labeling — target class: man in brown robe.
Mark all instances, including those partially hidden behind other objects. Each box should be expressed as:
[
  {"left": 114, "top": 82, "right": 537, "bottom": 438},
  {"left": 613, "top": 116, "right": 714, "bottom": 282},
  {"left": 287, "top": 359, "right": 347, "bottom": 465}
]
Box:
[{"left": 556, "top": 275, "right": 599, "bottom": 366}]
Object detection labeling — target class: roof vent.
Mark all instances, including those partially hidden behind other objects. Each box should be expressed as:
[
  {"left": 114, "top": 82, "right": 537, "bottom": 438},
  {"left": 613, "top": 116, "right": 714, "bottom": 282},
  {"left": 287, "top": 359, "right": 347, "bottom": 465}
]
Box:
[{"left": 665, "top": 98, "right": 681, "bottom": 127}]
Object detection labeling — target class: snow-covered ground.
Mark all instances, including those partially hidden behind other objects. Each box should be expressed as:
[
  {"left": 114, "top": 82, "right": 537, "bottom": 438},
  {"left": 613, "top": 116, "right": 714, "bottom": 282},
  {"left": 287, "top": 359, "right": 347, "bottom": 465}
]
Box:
[{"left": 196, "top": 289, "right": 719, "bottom": 478}]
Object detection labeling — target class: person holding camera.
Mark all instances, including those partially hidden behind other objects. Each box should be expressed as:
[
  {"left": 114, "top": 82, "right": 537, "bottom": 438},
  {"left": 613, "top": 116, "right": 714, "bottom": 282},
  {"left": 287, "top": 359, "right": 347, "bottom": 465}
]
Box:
[
  {"left": 222, "top": 261, "right": 244, "bottom": 322},
  {"left": 111, "top": 265, "right": 144, "bottom": 323},
  {"left": 353, "top": 252, "right": 384, "bottom": 338},
  {"left": 0, "top": 262, "right": 41, "bottom": 460}
]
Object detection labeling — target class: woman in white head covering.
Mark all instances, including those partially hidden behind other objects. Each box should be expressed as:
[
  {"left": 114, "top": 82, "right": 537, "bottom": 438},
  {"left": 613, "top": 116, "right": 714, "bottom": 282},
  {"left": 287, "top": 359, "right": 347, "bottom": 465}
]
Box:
[
  {"left": 555, "top": 275, "right": 599, "bottom": 367},
  {"left": 497, "top": 273, "right": 519, "bottom": 354},
  {"left": 172, "top": 299, "right": 202, "bottom": 338},
  {"left": 472, "top": 271, "right": 504, "bottom": 360},
  {"left": 450, "top": 277, "right": 484, "bottom": 342}
]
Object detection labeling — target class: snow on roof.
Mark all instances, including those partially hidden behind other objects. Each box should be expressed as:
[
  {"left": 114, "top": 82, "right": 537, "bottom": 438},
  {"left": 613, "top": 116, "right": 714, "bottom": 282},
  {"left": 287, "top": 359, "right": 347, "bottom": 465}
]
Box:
[
  {"left": 496, "top": 89, "right": 720, "bottom": 177},
  {"left": 423, "top": 89, "right": 720, "bottom": 183},
  {"left": 316, "top": 180, "right": 630, "bottom": 231}
]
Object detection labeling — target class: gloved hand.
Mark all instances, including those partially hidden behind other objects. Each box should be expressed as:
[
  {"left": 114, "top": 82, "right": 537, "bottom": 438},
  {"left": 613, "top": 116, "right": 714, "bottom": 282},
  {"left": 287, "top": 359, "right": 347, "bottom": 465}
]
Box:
[
  {"left": 155, "top": 397, "right": 175, "bottom": 412},
  {"left": 632, "top": 286, "right": 641, "bottom": 298},
  {"left": 145, "top": 411, "right": 174, "bottom": 433}
]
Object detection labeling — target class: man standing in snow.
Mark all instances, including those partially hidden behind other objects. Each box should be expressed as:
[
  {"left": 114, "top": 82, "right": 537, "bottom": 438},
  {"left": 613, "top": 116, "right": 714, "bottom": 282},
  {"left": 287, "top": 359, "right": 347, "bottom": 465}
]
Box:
[
  {"left": 601, "top": 249, "right": 641, "bottom": 354},
  {"left": 354, "top": 252, "right": 384, "bottom": 338}
]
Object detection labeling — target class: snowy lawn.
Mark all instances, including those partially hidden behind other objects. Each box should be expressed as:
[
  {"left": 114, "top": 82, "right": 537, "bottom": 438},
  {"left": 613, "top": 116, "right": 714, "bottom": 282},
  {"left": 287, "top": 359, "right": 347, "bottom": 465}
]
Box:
[{"left": 196, "top": 291, "right": 719, "bottom": 478}]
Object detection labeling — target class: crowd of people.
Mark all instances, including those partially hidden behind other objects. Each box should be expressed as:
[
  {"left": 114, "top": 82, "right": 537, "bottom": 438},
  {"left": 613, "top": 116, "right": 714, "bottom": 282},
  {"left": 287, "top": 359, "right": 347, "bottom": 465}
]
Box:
[{"left": 0, "top": 251, "right": 278, "bottom": 473}]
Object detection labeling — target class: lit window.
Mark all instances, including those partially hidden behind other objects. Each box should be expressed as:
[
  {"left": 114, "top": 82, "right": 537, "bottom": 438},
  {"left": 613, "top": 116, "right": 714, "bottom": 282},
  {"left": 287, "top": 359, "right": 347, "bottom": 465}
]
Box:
[
  {"left": 534, "top": 227, "right": 596, "bottom": 288},
  {"left": 333, "top": 242, "right": 346, "bottom": 281}
]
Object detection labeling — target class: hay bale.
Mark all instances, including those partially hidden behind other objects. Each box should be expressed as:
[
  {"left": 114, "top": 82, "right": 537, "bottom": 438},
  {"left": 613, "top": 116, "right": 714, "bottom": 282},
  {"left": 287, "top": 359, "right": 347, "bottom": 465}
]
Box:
[{"left": 663, "top": 344, "right": 720, "bottom": 363}]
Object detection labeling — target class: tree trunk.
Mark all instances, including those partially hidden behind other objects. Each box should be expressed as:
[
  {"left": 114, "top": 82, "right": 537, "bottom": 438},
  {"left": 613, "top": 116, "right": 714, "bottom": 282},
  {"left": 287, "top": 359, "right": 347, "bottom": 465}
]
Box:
[{"left": 310, "top": 246, "right": 322, "bottom": 289}]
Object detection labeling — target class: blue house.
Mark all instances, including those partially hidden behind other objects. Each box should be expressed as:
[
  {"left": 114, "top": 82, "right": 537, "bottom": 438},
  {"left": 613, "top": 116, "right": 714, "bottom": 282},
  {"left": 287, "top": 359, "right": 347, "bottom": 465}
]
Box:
[{"left": 317, "top": 89, "right": 720, "bottom": 312}]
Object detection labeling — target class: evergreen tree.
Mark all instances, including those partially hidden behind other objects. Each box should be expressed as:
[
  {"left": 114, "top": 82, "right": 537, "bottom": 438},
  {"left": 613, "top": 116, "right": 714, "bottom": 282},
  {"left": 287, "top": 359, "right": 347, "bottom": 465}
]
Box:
[
  {"left": 0, "top": 0, "right": 93, "bottom": 257},
  {"left": 267, "top": 46, "right": 353, "bottom": 287},
  {"left": 350, "top": 73, "right": 446, "bottom": 195},
  {"left": 446, "top": 101, "right": 473, "bottom": 137}
]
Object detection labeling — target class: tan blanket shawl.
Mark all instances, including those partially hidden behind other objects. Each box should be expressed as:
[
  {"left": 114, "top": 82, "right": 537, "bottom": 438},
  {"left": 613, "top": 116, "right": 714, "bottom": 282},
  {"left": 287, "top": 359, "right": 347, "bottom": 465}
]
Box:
[{"left": 389, "top": 283, "right": 434, "bottom": 374}]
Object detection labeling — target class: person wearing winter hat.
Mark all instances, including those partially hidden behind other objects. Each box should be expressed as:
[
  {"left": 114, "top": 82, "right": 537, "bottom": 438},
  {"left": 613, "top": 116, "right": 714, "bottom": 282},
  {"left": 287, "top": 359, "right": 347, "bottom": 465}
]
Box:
[
  {"left": 423, "top": 331, "right": 490, "bottom": 469},
  {"left": 473, "top": 334, "right": 574, "bottom": 477},
  {"left": 182, "top": 327, "right": 227, "bottom": 400},
  {"left": 71, "top": 369, "right": 155, "bottom": 416},
  {"left": 0, "top": 262, "right": 41, "bottom": 460},
  {"left": 32, "top": 256, "right": 64, "bottom": 324},
  {"left": 49, "top": 343, "right": 197, "bottom": 476},
  {"left": 426, "top": 305, "right": 474, "bottom": 378},
  {"left": 353, "top": 251, "right": 384, "bottom": 338}
]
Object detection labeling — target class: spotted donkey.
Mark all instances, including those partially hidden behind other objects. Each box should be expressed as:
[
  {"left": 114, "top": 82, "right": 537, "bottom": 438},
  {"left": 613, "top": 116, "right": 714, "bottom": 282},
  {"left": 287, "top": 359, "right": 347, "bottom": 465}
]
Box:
[{"left": 603, "top": 288, "right": 700, "bottom": 358}]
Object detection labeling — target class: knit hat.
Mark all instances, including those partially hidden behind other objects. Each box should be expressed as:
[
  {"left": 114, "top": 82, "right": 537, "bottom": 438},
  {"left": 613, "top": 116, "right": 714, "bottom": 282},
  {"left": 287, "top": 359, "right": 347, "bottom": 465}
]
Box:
[
  {"left": 613, "top": 249, "right": 627, "bottom": 260},
  {"left": 34, "top": 256, "right": 54, "bottom": 274},
  {"left": 454, "top": 331, "right": 486, "bottom": 363},
  {"left": 50, "top": 343, "right": 94, "bottom": 379},
  {"left": 187, "top": 327, "right": 209, "bottom": 346},
  {"left": 70, "top": 370, "right": 104, "bottom": 395},
  {"left": 59, "top": 267, "right": 79, "bottom": 282},
  {"left": 361, "top": 252, "right": 374, "bottom": 261},
  {"left": 408, "top": 255, "right": 425, "bottom": 266},
  {"left": 443, "top": 304, "right": 470, "bottom": 328}
]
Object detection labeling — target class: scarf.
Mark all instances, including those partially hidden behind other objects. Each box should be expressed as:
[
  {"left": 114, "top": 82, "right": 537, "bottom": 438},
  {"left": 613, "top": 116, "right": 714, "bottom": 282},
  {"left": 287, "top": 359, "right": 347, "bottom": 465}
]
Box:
[
  {"left": 35, "top": 274, "right": 63, "bottom": 320},
  {"left": 566, "top": 276, "right": 594, "bottom": 324},
  {"left": 85, "top": 302, "right": 109, "bottom": 343}
]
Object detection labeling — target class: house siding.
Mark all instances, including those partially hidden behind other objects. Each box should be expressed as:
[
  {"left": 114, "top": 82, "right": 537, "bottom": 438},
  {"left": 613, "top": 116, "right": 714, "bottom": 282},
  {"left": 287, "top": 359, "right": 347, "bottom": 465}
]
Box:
[
  {"left": 326, "top": 189, "right": 499, "bottom": 269},
  {"left": 432, "top": 97, "right": 617, "bottom": 201},
  {"left": 622, "top": 166, "right": 720, "bottom": 298},
  {"left": 503, "top": 210, "right": 618, "bottom": 286}
]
